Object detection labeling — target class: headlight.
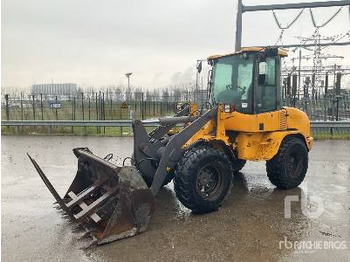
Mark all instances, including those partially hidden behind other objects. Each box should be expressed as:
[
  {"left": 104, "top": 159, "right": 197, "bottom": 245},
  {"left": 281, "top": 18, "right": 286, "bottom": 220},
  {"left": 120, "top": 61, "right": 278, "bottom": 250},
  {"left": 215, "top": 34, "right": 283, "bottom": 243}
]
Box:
[{"left": 224, "top": 104, "right": 235, "bottom": 113}]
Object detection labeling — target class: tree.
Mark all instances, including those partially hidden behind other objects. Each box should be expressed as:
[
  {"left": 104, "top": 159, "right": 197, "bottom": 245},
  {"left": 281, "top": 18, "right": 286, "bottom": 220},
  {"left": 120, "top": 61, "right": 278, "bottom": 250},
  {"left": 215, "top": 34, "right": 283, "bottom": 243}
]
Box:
[
  {"left": 162, "top": 89, "right": 169, "bottom": 102},
  {"left": 173, "top": 88, "right": 182, "bottom": 102},
  {"left": 114, "top": 85, "right": 124, "bottom": 101}
]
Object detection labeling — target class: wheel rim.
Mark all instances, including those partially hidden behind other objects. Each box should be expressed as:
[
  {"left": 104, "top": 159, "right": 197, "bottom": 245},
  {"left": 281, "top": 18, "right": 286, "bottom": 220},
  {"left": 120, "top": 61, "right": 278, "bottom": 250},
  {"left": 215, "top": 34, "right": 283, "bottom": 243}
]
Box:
[{"left": 196, "top": 163, "right": 223, "bottom": 200}]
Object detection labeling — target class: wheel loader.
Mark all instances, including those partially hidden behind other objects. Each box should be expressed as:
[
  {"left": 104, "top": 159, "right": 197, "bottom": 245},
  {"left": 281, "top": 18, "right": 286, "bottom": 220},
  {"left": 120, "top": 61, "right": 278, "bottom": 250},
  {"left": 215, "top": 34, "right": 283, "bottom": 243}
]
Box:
[{"left": 28, "top": 46, "right": 313, "bottom": 245}]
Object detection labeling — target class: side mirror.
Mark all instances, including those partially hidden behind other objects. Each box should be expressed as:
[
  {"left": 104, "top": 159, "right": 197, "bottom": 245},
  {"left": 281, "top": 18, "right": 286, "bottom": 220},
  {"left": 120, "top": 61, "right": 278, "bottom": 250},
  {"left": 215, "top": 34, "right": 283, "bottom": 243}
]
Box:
[{"left": 196, "top": 60, "right": 203, "bottom": 73}]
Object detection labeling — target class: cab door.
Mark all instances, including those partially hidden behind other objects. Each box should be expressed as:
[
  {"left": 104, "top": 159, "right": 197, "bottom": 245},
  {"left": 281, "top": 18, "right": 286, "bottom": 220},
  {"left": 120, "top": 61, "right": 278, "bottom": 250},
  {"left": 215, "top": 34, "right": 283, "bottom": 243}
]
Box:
[{"left": 254, "top": 55, "right": 281, "bottom": 114}]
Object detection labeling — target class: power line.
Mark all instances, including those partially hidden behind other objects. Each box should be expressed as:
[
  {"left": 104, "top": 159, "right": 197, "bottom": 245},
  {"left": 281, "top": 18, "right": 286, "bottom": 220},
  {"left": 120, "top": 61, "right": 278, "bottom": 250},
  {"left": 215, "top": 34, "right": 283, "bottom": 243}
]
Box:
[
  {"left": 309, "top": 7, "right": 343, "bottom": 28},
  {"left": 272, "top": 9, "right": 305, "bottom": 30}
]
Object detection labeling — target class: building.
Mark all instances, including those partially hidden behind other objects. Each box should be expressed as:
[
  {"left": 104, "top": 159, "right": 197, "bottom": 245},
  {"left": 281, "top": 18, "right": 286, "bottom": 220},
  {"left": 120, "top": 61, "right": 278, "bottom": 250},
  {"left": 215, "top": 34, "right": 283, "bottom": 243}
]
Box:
[{"left": 31, "top": 83, "right": 77, "bottom": 96}]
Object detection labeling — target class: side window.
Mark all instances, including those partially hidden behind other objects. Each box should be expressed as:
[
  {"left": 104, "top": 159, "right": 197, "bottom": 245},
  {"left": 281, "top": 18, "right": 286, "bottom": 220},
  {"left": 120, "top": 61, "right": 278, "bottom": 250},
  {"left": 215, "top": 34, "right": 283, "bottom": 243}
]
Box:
[
  {"left": 256, "top": 57, "right": 277, "bottom": 113},
  {"left": 214, "top": 63, "right": 232, "bottom": 91}
]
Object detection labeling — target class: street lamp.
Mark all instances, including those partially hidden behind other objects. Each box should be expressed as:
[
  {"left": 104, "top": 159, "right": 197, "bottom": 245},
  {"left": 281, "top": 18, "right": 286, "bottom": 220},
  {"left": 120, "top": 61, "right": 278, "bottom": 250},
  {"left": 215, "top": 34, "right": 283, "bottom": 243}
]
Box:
[
  {"left": 125, "top": 72, "right": 132, "bottom": 90},
  {"left": 196, "top": 60, "right": 206, "bottom": 90}
]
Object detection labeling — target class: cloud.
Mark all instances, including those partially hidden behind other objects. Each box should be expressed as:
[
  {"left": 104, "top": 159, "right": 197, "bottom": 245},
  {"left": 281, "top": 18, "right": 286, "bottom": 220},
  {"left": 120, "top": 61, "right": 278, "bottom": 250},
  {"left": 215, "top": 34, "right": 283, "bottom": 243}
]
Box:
[
  {"left": 170, "top": 66, "right": 195, "bottom": 85},
  {"left": 2, "top": 0, "right": 350, "bottom": 88}
]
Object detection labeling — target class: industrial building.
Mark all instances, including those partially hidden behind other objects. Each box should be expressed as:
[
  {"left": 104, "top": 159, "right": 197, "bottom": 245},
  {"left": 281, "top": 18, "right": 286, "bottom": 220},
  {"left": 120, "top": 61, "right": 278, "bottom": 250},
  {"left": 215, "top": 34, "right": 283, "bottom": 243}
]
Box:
[{"left": 31, "top": 83, "right": 77, "bottom": 96}]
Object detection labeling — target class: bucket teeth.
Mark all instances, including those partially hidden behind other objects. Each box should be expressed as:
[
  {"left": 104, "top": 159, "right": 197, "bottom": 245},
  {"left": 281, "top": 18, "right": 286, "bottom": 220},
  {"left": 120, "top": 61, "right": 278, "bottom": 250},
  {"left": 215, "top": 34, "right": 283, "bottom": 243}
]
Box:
[
  {"left": 62, "top": 214, "right": 71, "bottom": 220},
  {"left": 28, "top": 148, "right": 155, "bottom": 245},
  {"left": 57, "top": 209, "right": 66, "bottom": 214},
  {"left": 71, "top": 224, "right": 86, "bottom": 233},
  {"left": 77, "top": 230, "right": 94, "bottom": 240},
  {"left": 82, "top": 239, "right": 98, "bottom": 249},
  {"left": 27, "top": 153, "right": 76, "bottom": 222}
]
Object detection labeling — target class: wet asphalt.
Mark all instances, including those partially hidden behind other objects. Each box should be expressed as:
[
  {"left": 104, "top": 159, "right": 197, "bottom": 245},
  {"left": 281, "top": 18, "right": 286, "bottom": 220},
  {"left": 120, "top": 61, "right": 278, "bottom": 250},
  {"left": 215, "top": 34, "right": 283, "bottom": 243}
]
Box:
[{"left": 1, "top": 136, "right": 349, "bottom": 261}]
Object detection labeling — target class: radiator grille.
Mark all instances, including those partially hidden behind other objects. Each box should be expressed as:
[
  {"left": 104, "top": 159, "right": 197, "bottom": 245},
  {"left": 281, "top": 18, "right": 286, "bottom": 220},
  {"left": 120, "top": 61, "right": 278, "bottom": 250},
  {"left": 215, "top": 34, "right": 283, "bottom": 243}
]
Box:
[{"left": 280, "top": 111, "right": 287, "bottom": 129}]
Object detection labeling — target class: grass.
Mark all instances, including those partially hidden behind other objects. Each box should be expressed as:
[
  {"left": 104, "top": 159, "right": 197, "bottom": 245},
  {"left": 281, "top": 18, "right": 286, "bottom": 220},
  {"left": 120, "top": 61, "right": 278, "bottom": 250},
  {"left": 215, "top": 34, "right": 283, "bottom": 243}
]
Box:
[
  {"left": 312, "top": 133, "right": 350, "bottom": 140},
  {"left": 1, "top": 125, "right": 159, "bottom": 137}
]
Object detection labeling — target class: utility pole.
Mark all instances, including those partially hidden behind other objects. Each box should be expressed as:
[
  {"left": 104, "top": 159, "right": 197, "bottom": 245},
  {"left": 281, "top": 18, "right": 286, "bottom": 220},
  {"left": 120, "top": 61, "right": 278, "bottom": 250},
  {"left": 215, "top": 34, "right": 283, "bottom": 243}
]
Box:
[
  {"left": 55, "top": 96, "right": 58, "bottom": 120},
  {"left": 234, "top": 0, "right": 349, "bottom": 50},
  {"left": 332, "top": 64, "right": 337, "bottom": 121},
  {"left": 20, "top": 92, "right": 24, "bottom": 120},
  {"left": 95, "top": 92, "right": 99, "bottom": 133},
  {"left": 298, "top": 48, "right": 302, "bottom": 100},
  {"left": 5, "top": 94, "right": 10, "bottom": 121},
  {"left": 235, "top": 0, "right": 243, "bottom": 51},
  {"left": 32, "top": 95, "right": 36, "bottom": 121},
  {"left": 88, "top": 97, "right": 91, "bottom": 120},
  {"left": 141, "top": 92, "right": 144, "bottom": 120},
  {"left": 40, "top": 93, "right": 44, "bottom": 120},
  {"left": 102, "top": 92, "right": 105, "bottom": 134},
  {"left": 81, "top": 92, "right": 84, "bottom": 121},
  {"left": 72, "top": 97, "right": 75, "bottom": 133}
]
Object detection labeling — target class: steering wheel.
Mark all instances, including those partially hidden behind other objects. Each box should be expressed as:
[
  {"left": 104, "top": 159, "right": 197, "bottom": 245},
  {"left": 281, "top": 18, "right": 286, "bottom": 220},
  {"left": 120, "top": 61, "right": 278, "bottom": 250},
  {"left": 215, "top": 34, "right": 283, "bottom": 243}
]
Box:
[
  {"left": 226, "top": 84, "right": 246, "bottom": 95},
  {"left": 238, "top": 86, "right": 246, "bottom": 95}
]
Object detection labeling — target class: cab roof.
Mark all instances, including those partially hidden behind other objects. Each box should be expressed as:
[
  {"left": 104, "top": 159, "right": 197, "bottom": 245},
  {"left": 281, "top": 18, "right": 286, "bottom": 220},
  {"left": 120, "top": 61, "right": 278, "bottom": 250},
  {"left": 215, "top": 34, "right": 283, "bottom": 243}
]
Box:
[{"left": 207, "top": 46, "right": 288, "bottom": 60}]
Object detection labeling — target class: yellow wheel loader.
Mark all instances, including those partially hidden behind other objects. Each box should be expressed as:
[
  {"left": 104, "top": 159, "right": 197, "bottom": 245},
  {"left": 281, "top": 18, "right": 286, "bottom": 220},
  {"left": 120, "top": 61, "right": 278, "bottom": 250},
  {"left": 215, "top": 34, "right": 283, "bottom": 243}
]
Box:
[{"left": 28, "top": 47, "right": 313, "bottom": 245}]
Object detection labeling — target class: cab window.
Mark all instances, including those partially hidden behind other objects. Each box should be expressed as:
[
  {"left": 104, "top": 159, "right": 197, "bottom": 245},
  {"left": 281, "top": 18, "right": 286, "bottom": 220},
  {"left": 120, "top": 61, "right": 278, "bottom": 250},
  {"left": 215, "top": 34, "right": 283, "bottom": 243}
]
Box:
[{"left": 256, "top": 57, "right": 277, "bottom": 113}]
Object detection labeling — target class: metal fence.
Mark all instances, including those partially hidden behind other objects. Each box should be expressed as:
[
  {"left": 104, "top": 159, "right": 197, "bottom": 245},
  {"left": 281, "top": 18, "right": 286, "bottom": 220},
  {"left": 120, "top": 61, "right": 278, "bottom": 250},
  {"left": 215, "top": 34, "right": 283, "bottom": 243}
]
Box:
[
  {"left": 1, "top": 90, "right": 210, "bottom": 122},
  {"left": 2, "top": 120, "right": 350, "bottom": 137},
  {"left": 1, "top": 97, "right": 179, "bottom": 122},
  {"left": 310, "top": 121, "right": 350, "bottom": 137},
  {"left": 2, "top": 92, "right": 350, "bottom": 122},
  {"left": 283, "top": 97, "right": 350, "bottom": 121}
]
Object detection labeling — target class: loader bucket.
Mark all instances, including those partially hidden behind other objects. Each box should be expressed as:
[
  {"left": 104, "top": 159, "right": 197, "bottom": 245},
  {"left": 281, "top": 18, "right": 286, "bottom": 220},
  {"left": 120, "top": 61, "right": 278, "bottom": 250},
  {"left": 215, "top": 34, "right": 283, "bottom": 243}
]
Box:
[{"left": 27, "top": 147, "right": 155, "bottom": 245}]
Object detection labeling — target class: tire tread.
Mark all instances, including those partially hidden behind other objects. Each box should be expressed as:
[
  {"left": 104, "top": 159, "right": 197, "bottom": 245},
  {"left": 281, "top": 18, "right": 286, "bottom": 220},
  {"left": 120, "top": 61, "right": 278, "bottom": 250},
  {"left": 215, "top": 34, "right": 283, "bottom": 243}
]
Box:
[
  {"left": 174, "top": 145, "right": 233, "bottom": 213},
  {"left": 266, "top": 137, "right": 308, "bottom": 189}
]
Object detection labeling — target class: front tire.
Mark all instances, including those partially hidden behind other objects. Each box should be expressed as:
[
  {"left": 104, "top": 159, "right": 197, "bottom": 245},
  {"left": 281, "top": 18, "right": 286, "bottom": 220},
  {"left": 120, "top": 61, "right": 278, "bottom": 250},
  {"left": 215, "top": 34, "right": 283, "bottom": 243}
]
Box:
[
  {"left": 266, "top": 137, "right": 308, "bottom": 189},
  {"left": 174, "top": 146, "right": 233, "bottom": 213},
  {"left": 232, "top": 159, "right": 246, "bottom": 173},
  {"left": 141, "top": 172, "right": 174, "bottom": 188}
]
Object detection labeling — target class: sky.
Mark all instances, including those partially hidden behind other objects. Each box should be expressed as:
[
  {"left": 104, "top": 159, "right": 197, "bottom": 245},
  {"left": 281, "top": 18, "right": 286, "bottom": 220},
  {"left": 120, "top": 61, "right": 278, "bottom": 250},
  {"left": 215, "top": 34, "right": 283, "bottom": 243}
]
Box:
[{"left": 2, "top": 0, "right": 350, "bottom": 90}]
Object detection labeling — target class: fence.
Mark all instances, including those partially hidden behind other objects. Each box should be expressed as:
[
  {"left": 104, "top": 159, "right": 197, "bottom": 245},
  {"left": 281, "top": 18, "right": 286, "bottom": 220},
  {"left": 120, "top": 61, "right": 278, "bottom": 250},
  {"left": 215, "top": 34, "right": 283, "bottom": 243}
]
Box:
[
  {"left": 2, "top": 120, "right": 350, "bottom": 138},
  {"left": 2, "top": 92, "right": 350, "bottom": 122},
  {"left": 1, "top": 97, "right": 179, "bottom": 122},
  {"left": 283, "top": 97, "right": 350, "bottom": 121}
]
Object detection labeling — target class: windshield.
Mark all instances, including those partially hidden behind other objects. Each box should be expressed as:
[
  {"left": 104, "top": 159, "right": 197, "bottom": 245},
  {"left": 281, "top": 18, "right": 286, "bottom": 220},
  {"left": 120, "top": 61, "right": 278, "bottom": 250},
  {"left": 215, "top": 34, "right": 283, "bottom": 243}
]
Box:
[{"left": 211, "top": 53, "right": 254, "bottom": 113}]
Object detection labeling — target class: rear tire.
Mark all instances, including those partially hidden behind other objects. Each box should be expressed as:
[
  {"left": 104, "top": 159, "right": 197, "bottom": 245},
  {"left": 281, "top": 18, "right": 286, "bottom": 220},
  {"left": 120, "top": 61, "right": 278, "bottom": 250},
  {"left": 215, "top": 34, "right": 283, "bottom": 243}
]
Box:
[
  {"left": 266, "top": 137, "right": 308, "bottom": 189},
  {"left": 174, "top": 146, "right": 233, "bottom": 213}
]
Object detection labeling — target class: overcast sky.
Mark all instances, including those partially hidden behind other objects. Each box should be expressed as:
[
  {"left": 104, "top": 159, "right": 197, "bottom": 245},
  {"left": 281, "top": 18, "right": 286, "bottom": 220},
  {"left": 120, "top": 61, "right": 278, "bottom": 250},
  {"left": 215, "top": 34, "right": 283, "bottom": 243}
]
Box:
[{"left": 2, "top": 0, "right": 350, "bottom": 89}]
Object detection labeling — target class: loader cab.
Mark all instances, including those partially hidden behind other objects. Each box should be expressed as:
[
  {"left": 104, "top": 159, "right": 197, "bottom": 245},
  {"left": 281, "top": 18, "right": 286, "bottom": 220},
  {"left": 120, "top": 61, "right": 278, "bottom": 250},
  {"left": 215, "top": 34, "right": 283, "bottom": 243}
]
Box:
[{"left": 208, "top": 47, "right": 285, "bottom": 114}]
